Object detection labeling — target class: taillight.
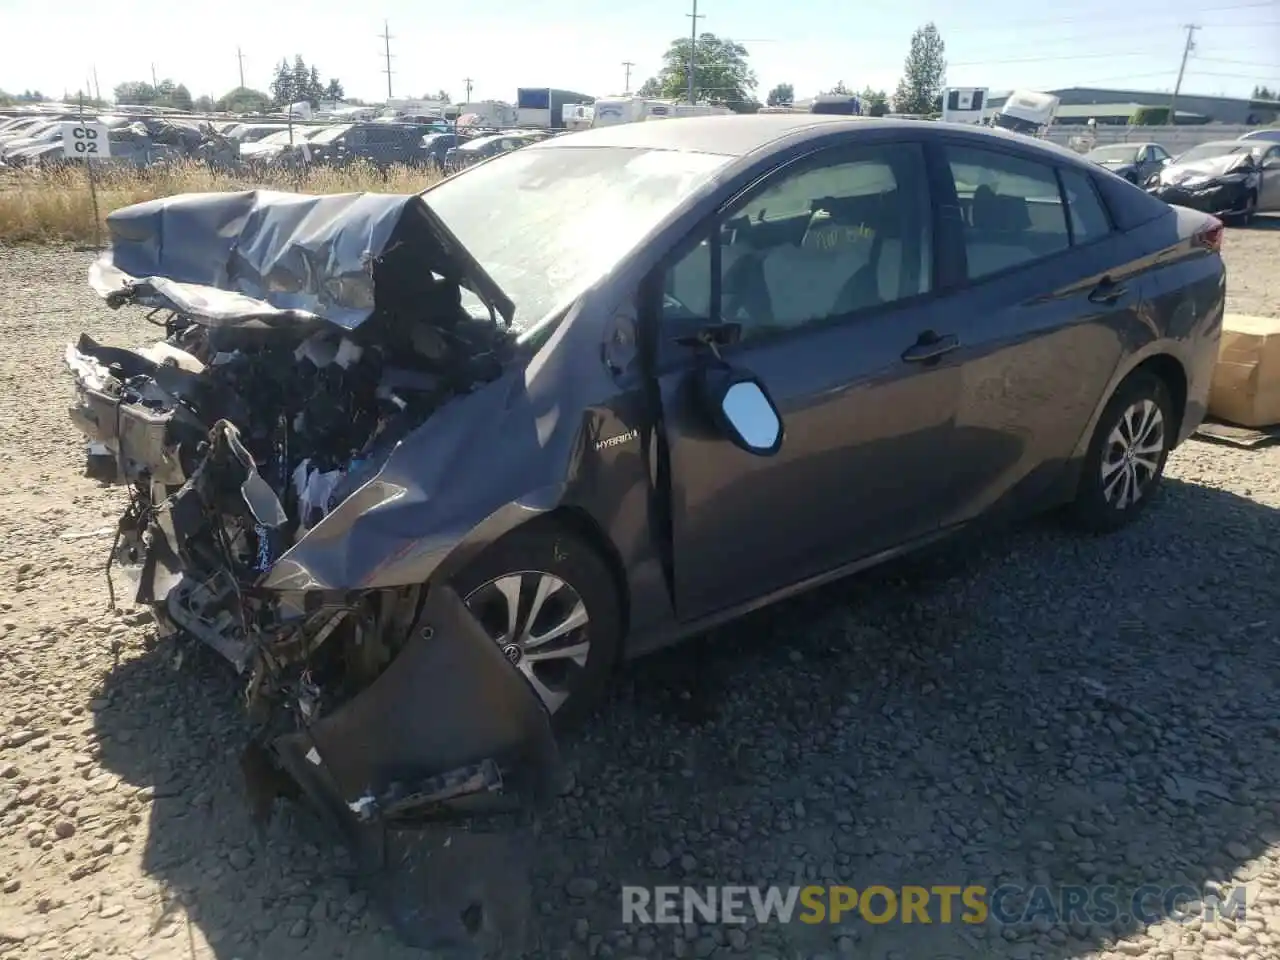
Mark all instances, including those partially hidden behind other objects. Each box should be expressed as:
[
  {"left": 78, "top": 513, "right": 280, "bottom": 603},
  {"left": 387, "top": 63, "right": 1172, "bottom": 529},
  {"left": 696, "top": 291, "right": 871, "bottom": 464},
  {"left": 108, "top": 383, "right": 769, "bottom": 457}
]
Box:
[{"left": 1195, "top": 217, "right": 1224, "bottom": 253}]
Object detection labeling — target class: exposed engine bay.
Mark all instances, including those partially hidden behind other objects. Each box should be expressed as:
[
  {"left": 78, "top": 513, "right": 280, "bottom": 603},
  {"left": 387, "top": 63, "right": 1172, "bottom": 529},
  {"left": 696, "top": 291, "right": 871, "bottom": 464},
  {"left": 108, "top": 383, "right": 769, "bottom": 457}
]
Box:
[{"left": 64, "top": 190, "right": 559, "bottom": 853}]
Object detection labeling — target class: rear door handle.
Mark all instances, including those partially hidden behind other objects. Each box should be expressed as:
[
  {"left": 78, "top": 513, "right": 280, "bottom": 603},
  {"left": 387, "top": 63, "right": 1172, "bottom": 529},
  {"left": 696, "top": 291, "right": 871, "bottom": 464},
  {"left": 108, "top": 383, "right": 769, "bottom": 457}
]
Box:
[
  {"left": 901, "top": 333, "right": 961, "bottom": 363},
  {"left": 1088, "top": 276, "right": 1129, "bottom": 305}
]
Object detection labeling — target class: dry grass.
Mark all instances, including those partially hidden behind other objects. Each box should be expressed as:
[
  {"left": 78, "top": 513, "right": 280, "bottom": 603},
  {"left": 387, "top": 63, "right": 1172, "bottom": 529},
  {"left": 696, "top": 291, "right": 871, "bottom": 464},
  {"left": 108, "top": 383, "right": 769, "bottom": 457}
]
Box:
[{"left": 0, "top": 159, "right": 443, "bottom": 244}]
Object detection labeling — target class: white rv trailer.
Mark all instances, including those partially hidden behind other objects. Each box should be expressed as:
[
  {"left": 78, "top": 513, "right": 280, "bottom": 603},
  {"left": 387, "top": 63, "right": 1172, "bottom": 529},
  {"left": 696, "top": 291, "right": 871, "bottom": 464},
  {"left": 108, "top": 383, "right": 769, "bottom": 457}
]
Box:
[
  {"left": 993, "top": 90, "right": 1060, "bottom": 138},
  {"left": 941, "top": 87, "right": 989, "bottom": 124},
  {"left": 590, "top": 97, "right": 730, "bottom": 127}
]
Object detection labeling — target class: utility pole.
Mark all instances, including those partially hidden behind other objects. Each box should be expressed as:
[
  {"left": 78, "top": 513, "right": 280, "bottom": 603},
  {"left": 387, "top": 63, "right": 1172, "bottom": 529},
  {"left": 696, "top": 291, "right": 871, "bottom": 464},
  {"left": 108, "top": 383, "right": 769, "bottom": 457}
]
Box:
[
  {"left": 622, "top": 61, "right": 635, "bottom": 94},
  {"left": 463, "top": 78, "right": 474, "bottom": 104},
  {"left": 1169, "top": 24, "right": 1199, "bottom": 127},
  {"left": 237, "top": 47, "right": 246, "bottom": 89},
  {"left": 380, "top": 20, "right": 395, "bottom": 100},
  {"left": 92, "top": 66, "right": 100, "bottom": 101},
  {"left": 686, "top": 0, "right": 704, "bottom": 104},
  {"left": 150, "top": 63, "right": 158, "bottom": 89}
]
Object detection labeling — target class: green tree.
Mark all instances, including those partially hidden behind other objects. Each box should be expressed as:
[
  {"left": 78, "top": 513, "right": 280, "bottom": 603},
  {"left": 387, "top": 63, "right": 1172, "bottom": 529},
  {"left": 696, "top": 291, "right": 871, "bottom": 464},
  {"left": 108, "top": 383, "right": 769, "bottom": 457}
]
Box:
[
  {"left": 823, "top": 81, "right": 851, "bottom": 95},
  {"left": 216, "top": 86, "right": 273, "bottom": 113},
  {"left": 325, "top": 78, "right": 345, "bottom": 100},
  {"left": 423, "top": 89, "right": 451, "bottom": 103},
  {"left": 766, "top": 83, "right": 794, "bottom": 107},
  {"left": 193, "top": 95, "right": 215, "bottom": 112},
  {"left": 1253, "top": 85, "right": 1276, "bottom": 100},
  {"left": 271, "top": 60, "right": 294, "bottom": 106},
  {"left": 114, "top": 80, "right": 157, "bottom": 104},
  {"left": 642, "top": 33, "right": 758, "bottom": 111},
  {"left": 16, "top": 90, "right": 46, "bottom": 102},
  {"left": 893, "top": 22, "right": 946, "bottom": 115},
  {"left": 859, "top": 87, "right": 890, "bottom": 116},
  {"left": 291, "top": 56, "right": 311, "bottom": 103},
  {"left": 1130, "top": 106, "right": 1170, "bottom": 125},
  {"left": 0, "top": 90, "right": 12, "bottom": 107}
]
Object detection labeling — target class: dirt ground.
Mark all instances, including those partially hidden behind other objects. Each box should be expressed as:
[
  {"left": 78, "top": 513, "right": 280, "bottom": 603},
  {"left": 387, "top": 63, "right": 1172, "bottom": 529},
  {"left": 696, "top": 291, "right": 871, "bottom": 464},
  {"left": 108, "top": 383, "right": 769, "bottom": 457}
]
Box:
[{"left": 1, "top": 218, "right": 1280, "bottom": 960}]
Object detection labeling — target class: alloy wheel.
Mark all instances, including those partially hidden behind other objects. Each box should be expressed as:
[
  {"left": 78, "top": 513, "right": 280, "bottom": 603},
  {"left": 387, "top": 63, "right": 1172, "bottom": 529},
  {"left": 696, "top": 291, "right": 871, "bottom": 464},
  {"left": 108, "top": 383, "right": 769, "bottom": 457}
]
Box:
[
  {"left": 464, "top": 570, "right": 591, "bottom": 713},
  {"left": 1100, "top": 398, "right": 1165, "bottom": 510}
]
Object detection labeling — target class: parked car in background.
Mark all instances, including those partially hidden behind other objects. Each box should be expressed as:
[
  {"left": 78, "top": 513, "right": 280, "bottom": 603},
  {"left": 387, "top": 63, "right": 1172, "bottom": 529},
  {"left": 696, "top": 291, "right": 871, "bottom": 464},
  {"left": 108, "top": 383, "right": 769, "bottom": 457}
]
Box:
[
  {"left": 420, "top": 131, "right": 473, "bottom": 171},
  {"left": 224, "top": 123, "right": 290, "bottom": 144},
  {"left": 240, "top": 126, "right": 333, "bottom": 162},
  {"left": 282, "top": 121, "right": 434, "bottom": 169},
  {"left": 1146, "top": 139, "right": 1280, "bottom": 224},
  {"left": 443, "top": 131, "right": 541, "bottom": 172},
  {"left": 1085, "top": 142, "right": 1171, "bottom": 184},
  {"left": 1238, "top": 128, "right": 1280, "bottom": 144}
]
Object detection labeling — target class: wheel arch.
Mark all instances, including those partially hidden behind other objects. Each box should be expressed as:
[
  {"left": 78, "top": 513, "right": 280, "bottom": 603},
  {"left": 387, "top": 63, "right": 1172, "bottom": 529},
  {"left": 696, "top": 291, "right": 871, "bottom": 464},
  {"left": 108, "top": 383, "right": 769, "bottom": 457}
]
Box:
[
  {"left": 444, "top": 504, "right": 633, "bottom": 651},
  {"left": 1071, "top": 348, "right": 1190, "bottom": 463}
]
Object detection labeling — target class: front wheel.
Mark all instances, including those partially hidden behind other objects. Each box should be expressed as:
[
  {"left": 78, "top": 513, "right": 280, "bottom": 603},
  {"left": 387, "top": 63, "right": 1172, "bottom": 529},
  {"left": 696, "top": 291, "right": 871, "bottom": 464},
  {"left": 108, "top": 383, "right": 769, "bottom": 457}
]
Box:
[
  {"left": 451, "top": 522, "right": 622, "bottom": 726},
  {"left": 1069, "top": 371, "right": 1174, "bottom": 533},
  {"left": 1233, "top": 191, "right": 1258, "bottom": 226}
]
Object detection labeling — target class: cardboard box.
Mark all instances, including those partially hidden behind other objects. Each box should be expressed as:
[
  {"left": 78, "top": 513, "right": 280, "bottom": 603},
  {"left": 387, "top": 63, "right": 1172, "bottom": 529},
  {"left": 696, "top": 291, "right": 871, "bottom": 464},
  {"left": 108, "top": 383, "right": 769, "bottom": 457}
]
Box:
[{"left": 1208, "top": 314, "right": 1280, "bottom": 429}]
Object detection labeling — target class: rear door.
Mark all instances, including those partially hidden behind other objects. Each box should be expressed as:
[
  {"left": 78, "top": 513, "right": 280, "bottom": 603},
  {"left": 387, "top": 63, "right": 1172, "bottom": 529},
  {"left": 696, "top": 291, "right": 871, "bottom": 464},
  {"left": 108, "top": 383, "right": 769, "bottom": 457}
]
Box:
[
  {"left": 928, "top": 140, "right": 1138, "bottom": 523},
  {"left": 655, "top": 138, "right": 966, "bottom": 620}
]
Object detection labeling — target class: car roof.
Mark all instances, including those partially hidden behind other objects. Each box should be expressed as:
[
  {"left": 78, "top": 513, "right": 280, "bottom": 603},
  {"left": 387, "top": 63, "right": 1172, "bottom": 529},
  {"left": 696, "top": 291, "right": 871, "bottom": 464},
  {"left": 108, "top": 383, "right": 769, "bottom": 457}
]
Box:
[{"left": 526, "top": 114, "right": 1100, "bottom": 162}]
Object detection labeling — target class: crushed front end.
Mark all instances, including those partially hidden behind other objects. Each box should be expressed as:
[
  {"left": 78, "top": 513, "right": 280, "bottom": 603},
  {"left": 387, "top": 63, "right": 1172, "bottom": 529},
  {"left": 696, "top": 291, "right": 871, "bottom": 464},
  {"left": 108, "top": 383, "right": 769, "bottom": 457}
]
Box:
[{"left": 64, "top": 190, "right": 560, "bottom": 906}]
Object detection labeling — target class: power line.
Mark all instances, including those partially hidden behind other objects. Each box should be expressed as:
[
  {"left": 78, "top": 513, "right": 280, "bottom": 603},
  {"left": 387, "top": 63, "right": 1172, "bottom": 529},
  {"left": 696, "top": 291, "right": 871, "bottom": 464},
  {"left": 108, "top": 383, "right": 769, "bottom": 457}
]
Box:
[
  {"left": 379, "top": 20, "right": 394, "bottom": 100},
  {"left": 1194, "top": 56, "right": 1280, "bottom": 68}
]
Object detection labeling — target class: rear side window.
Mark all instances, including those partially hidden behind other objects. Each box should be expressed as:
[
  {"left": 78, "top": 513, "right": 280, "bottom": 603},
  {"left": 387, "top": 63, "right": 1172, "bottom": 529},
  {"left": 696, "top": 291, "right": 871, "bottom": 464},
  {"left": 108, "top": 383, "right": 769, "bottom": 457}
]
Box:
[
  {"left": 1058, "top": 167, "right": 1112, "bottom": 243},
  {"left": 944, "top": 144, "right": 1070, "bottom": 281}
]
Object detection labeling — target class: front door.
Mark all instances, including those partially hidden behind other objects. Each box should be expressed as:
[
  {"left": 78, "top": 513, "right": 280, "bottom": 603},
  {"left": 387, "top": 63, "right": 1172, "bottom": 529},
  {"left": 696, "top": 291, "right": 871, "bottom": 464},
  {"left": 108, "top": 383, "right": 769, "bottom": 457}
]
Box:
[
  {"left": 654, "top": 139, "right": 965, "bottom": 621},
  {"left": 1259, "top": 145, "right": 1280, "bottom": 211}
]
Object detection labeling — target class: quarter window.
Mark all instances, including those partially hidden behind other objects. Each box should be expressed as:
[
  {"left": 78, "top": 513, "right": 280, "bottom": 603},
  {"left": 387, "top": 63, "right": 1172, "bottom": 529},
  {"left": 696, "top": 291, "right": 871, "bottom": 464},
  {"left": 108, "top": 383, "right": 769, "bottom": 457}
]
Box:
[
  {"left": 945, "top": 145, "right": 1070, "bottom": 281},
  {"left": 1058, "top": 167, "right": 1112, "bottom": 243},
  {"left": 664, "top": 142, "right": 932, "bottom": 343}
]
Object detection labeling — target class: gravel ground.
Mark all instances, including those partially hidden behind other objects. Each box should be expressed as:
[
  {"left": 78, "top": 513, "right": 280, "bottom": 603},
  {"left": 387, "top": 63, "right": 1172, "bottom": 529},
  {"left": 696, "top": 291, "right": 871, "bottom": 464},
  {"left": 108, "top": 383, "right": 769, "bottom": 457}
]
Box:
[{"left": 1, "top": 218, "right": 1279, "bottom": 960}]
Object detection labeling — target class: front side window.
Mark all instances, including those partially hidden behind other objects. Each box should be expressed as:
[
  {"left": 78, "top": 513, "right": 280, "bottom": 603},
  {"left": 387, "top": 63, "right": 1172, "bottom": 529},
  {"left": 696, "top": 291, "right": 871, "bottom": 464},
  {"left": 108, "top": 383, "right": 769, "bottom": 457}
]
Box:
[
  {"left": 946, "top": 144, "right": 1070, "bottom": 281},
  {"left": 663, "top": 142, "right": 933, "bottom": 343}
]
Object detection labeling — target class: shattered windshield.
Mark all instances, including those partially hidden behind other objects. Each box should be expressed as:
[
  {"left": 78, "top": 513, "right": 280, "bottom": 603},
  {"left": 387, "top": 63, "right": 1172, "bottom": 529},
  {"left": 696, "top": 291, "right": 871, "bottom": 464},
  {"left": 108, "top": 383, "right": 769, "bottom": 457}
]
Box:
[
  {"left": 421, "top": 145, "right": 732, "bottom": 330},
  {"left": 1175, "top": 142, "right": 1252, "bottom": 163},
  {"left": 1087, "top": 145, "right": 1141, "bottom": 162}
]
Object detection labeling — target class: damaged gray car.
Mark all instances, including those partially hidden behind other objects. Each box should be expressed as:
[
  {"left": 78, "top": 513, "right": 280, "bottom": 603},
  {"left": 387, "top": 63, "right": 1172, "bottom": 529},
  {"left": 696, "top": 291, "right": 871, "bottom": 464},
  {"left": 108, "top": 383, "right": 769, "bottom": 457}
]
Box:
[{"left": 67, "top": 115, "right": 1222, "bottom": 938}]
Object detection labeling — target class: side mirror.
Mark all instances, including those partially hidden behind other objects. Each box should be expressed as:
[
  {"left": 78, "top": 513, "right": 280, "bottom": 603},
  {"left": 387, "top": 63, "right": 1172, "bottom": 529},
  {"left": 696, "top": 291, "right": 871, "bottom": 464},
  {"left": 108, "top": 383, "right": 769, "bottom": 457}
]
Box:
[{"left": 695, "top": 363, "right": 784, "bottom": 456}]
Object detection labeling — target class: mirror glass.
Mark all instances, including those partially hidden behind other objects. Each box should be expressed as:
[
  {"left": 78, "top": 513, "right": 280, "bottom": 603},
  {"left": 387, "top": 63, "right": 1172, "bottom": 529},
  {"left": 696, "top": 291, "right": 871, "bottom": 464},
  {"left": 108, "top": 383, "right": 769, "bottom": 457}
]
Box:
[{"left": 722, "top": 381, "right": 781, "bottom": 451}]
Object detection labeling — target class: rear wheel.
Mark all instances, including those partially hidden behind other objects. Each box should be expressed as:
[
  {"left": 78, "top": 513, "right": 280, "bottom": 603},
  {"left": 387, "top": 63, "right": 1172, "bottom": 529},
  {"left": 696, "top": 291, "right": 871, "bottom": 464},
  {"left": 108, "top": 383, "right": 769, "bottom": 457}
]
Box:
[
  {"left": 1069, "top": 371, "right": 1174, "bottom": 533},
  {"left": 451, "top": 522, "right": 622, "bottom": 726}
]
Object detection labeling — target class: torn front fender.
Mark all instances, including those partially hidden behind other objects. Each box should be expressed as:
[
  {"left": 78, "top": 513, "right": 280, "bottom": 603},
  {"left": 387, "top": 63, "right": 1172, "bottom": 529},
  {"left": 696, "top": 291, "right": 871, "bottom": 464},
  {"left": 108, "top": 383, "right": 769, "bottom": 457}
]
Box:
[{"left": 272, "top": 584, "right": 560, "bottom": 830}]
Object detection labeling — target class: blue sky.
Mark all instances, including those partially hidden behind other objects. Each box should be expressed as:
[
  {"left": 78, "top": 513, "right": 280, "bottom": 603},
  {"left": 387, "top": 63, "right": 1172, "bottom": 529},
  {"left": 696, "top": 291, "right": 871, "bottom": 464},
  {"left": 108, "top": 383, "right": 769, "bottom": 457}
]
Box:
[{"left": 2, "top": 0, "right": 1276, "bottom": 104}]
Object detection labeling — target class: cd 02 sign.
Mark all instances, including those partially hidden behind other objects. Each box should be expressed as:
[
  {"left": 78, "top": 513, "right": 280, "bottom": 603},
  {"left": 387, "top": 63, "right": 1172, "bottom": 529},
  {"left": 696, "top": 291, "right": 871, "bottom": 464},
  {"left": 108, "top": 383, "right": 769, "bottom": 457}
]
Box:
[{"left": 61, "top": 121, "right": 112, "bottom": 159}]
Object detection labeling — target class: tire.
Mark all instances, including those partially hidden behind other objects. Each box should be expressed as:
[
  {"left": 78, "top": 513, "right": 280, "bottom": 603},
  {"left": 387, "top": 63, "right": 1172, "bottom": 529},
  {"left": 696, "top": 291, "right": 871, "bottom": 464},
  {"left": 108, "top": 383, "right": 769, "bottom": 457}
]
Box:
[
  {"left": 1231, "top": 191, "right": 1257, "bottom": 226},
  {"left": 1069, "top": 371, "right": 1174, "bottom": 533},
  {"left": 450, "top": 521, "right": 622, "bottom": 728}
]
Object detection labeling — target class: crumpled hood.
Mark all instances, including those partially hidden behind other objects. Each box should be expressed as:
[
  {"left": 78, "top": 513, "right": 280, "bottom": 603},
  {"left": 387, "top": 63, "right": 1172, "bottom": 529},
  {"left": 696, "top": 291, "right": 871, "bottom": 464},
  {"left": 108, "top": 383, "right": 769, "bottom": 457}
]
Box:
[
  {"left": 1162, "top": 154, "right": 1251, "bottom": 183},
  {"left": 88, "top": 189, "right": 513, "bottom": 330}
]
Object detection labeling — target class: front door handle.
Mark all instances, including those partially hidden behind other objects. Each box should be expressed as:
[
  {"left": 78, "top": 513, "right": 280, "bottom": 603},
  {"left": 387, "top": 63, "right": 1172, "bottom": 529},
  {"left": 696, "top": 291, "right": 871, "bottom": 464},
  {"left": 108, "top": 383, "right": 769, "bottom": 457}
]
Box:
[
  {"left": 1088, "top": 276, "right": 1129, "bottom": 305},
  {"left": 901, "top": 332, "right": 961, "bottom": 363}
]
